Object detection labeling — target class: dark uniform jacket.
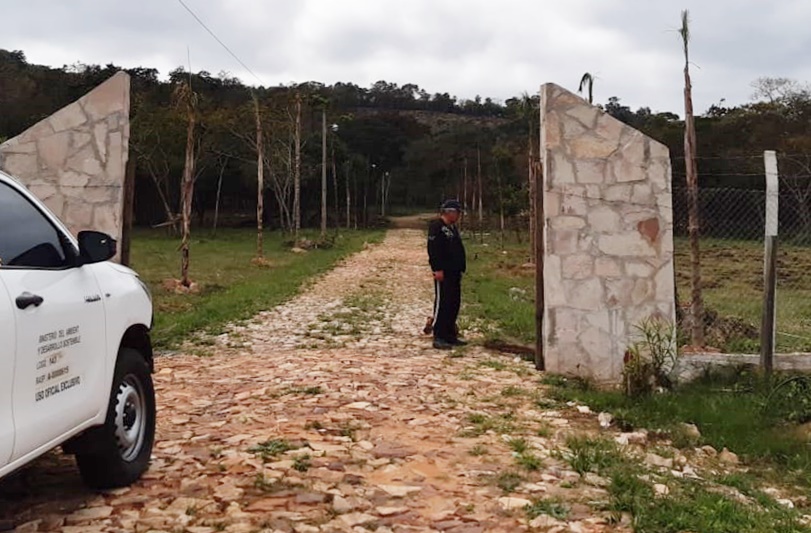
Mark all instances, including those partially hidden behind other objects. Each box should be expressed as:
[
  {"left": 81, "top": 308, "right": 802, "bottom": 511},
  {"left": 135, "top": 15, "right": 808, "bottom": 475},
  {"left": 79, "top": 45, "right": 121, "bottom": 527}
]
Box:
[{"left": 428, "top": 219, "right": 466, "bottom": 274}]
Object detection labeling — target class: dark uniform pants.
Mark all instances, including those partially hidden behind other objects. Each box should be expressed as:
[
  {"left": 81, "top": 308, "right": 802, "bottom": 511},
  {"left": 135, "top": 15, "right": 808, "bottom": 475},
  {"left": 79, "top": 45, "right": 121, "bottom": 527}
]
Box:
[{"left": 433, "top": 271, "right": 461, "bottom": 341}]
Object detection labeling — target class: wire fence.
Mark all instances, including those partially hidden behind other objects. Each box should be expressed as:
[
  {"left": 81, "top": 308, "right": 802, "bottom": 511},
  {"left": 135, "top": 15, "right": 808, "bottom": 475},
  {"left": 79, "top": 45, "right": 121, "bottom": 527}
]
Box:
[{"left": 673, "top": 153, "right": 811, "bottom": 354}]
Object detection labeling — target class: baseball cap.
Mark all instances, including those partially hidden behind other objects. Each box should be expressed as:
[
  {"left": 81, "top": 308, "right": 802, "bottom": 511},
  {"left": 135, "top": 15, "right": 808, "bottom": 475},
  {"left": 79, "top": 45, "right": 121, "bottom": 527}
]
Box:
[{"left": 440, "top": 199, "right": 463, "bottom": 211}]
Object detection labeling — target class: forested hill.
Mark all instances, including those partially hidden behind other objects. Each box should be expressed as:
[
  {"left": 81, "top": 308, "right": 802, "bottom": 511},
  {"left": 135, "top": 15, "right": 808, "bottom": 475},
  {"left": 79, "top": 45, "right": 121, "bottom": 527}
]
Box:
[{"left": 1, "top": 48, "right": 809, "bottom": 229}]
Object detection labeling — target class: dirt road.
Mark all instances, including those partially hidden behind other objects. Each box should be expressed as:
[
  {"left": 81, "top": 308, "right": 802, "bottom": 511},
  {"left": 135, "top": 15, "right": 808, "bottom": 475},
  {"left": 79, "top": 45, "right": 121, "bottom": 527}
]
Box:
[{"left": 0, "top": 229, "right": 619, "bottom": 533}]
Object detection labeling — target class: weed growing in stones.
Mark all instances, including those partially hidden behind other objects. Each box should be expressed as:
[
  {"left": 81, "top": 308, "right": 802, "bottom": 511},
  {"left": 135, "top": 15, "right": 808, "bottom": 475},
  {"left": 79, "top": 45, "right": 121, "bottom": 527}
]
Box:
[
  {"left": 515, "top": 453, "right": 544, "bottom": 472},
  {"left": 480, "top": 359, "right": 507, "bottom": 371},
  {"left": 507, "top": 438, "right": 529, "bottom": 454},
  {"left": 494, "top": 471, "right": 525, "bottom": 493},
  {"left": 250, "top": 439, "right": 297, "bottom": 461},
  {"left": 293, "top": 454, "right": 312, "bottom": 472},
  {"left": 501, "top": 385, "right": 529, "bottom": 397},
  {"left": 526, "top": 498, "right": 569, "bottom": 520},
  {"left": 560, "top": 436, "right": 625, "bottom": 476},
  {"left": 469, "top": 445, "right": 489, "bottom": 456}
]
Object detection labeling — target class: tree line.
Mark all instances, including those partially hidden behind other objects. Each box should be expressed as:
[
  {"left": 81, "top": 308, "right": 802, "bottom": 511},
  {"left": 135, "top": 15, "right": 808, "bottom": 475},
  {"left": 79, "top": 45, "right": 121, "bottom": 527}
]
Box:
[{"left": 1, "top": 48, "right": 810, "bottom": 241}]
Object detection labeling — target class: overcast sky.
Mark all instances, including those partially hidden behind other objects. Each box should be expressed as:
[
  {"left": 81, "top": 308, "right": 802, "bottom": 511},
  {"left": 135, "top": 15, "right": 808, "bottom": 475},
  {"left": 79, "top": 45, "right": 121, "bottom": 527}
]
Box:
[{"left": 4, "top": 0, "right": 809, "bottom": 115}]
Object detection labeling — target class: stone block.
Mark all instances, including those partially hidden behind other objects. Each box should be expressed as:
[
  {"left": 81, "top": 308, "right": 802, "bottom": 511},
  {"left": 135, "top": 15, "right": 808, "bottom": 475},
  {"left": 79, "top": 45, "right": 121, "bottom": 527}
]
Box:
[
  {"left": 2, "top": 152, "right": 39, "bottom": 176},
  {"left": 551, "top": 229, "right": 580, "bottom": 255},
  {"left": 544, "top": 256, "right": 566, "bottom": 307},
  {"left": 0, "top": 72, "right": 130, "bottom": 262},
  {"left": 587, "top": 206, "right": 621, "bottom": 233},
  {"left": 50, "top": 105, "right": 88, "bottom": 132},
  {"left": 560, "top": 189, "right": 588, "bottom": 215},
  {"left": 605, "top": 184, "right": 633, "bottom": 202},
  {"left": 550, "top": 153, "right": 576, "bottom": 185},
  {"left": 550, "top": 216, "right": 586, "bottom": 230},
  {"left": 566, "top": 278, "right": 604, "bottom": 310},
  {"left": 598, "top": 233, "right": 657, "bottom": 257},
  {"left": 94, "top": 123, "right": 108, "bottom": 162},
  {"left": 575, "top": 159, "right": 608, "bottom": 184},
  {"left": 570, "top": 134, "right": 617, "bottom": 159},
  {"left": 562, "top": 254, "right": 593, "bottom": 280},
  {"left": 541, "top": 83, "right": 674, "bottom": 385},
  {"left": 93, "top": 206, "right": 120, "bottom": 236},
  {"left": 605, "top": 278, "right": 634, "bottom": 308},
  {"left": 626, "top": 261, "right": 655, "bottom": 278},
  {"left": 566, "top": 105, "right": 599, "bottom": 128},
  {"left": 38, "top": 132, "right": 72, "bottom": 168},
  {"left": 595, "top": 257, "right": 622, "bottom": 278}
]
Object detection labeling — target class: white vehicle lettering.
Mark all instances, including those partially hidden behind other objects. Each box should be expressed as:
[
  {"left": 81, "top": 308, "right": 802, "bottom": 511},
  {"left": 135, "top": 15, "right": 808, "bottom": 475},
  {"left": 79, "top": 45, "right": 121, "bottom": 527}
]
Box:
[
  {"left": 35, "top": 376, "right": 81, "bottom": 402},
  {"left": 37, "top": 326, "right": 82, "bottom": 356}
]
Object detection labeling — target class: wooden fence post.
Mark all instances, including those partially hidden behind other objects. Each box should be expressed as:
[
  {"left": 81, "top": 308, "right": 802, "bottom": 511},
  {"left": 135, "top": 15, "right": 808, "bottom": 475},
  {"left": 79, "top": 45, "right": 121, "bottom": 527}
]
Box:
[
  {"left": 761, "top": 150, "right": 779, "bottom": 376},
  {"left": 120, "top": 157, "right": 136, "bottom": 266}
]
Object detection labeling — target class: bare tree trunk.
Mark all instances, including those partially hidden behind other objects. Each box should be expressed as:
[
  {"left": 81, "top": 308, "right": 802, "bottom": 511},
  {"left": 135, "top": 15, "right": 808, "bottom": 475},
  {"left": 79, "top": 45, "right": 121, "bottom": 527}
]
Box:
[
  {"left": 345, "top": 164, "right": 352, "bottom": 230},
  {"left": 254, "top": 94, "right": 265, "bottom": 258},
  {"left": 147, "top": 169, "right": 177, "bottom": 234},
  {"left": 294, "top": 93, "right": 302, "bottom": 240},
  {"left": 528, "top": 129, "right": 536, "bottom": 264},
  {"left": 477, "top": 146, "right": 484, "bottom": 244},
  {"left": 213, "top": 157, "right": 227, "bottom": 234},
  {"left": 332, "top": 146, "right": 339, "bottom": 230},
  {"left": 682, "top": 13, "right": 705, "bottom": 347},
  {"left": 321, "top": 107, "right": 327, "bottom": 238},
  {"left": 180, "top": 95, "right": 196, "bottom": 287},
  {"left": 462, "top": 158, "right": 468, "bottom": 230},
  {"left": 365, "top": 186, "right": 370, "bottom": 226},
  {"left": 496, "top": 164, "right": 505, "bottom": 250}
]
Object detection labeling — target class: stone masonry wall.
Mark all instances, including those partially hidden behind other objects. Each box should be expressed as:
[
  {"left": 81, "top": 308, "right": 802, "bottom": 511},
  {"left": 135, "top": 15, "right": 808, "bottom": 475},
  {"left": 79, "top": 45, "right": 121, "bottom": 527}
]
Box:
[
  {"left": 0, "top": 72, "right": 130, "bottom": 259},
  {"left": 540, "top": 83, "right": 675, "bottom": 384}
]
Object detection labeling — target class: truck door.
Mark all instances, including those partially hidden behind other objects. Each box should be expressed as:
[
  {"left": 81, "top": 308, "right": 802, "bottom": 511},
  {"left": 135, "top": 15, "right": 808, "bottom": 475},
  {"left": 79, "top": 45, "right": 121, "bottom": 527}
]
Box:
[
  {"left": 0, "top": 181, "right": 107, "bottom": 461},
  {"left": 0, "top": 277, "right": 15, "bottom": 466}
]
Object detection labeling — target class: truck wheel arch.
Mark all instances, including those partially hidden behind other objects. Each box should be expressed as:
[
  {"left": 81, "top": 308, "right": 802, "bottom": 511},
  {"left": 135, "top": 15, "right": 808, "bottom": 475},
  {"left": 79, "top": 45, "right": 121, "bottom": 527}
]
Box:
[{"left": 120, "top": 325, "right": 153, "bottom": 372}]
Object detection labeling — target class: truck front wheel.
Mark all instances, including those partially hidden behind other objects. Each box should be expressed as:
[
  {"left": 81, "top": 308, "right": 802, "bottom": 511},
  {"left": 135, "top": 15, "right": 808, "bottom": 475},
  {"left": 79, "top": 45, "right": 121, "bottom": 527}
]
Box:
[{"left": 75, "top": 347, "right": 156, "bottom": 489}]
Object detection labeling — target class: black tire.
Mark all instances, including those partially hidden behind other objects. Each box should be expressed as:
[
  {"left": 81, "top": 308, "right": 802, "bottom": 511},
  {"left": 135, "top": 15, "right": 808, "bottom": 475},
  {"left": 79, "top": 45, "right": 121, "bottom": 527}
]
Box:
[{"left": 75, "top": 348, "right": 156, "bottom": 489}]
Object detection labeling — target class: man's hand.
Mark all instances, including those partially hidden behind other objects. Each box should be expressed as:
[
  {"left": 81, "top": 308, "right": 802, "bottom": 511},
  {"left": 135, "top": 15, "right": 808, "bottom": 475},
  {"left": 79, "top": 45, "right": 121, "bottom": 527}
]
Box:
[{"left": 433, "top": 270, "right": 445, "bottom": 282}]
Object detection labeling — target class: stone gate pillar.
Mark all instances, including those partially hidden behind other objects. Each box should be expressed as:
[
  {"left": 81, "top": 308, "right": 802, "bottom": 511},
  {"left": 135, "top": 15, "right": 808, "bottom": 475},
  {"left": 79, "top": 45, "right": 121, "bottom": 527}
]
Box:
[
  {"left": 0, "top": 72, "right": 130, "bottom": 261},
  {"left": 540, "top": 83, "right": 676, "bottom": 385}
]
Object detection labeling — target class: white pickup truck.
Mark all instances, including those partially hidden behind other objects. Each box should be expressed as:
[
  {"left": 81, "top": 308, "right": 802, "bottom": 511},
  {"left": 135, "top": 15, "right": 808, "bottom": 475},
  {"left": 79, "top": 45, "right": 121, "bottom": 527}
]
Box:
[{"left": 0, "top": 170, "right": 155, "bottom": 489}]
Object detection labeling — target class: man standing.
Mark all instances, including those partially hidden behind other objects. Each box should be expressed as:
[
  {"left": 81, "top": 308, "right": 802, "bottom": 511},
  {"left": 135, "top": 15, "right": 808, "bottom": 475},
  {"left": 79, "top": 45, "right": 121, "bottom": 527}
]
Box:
[{"left": 427, "top": 199, "right": 467, "bottom": 350}]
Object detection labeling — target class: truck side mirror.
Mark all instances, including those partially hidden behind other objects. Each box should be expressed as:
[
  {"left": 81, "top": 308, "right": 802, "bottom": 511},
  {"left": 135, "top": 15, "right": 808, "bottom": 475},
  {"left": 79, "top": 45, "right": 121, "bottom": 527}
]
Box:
[{"left": 78, "top": 231, "right": 117, "bottom": 265}]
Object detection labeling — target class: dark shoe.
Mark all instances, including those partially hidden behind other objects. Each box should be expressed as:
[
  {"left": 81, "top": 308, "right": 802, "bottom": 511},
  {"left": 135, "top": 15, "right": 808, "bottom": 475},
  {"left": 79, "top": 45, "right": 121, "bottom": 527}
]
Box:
[
  {"left": 433, "top": 338, "right": 454, "bottom": 350},
  {"left": 450, "top": 338, "right": 468, "bottom": 346}
]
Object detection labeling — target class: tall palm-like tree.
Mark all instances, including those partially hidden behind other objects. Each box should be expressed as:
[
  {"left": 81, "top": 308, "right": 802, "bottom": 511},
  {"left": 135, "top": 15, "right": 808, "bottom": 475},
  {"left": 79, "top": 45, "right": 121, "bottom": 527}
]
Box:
[
  {"left": 680, "top": 9, "right": 705, "bottom": 347},
  {"left": 578, "top": 73, "right": 595, "bottom": 104}
]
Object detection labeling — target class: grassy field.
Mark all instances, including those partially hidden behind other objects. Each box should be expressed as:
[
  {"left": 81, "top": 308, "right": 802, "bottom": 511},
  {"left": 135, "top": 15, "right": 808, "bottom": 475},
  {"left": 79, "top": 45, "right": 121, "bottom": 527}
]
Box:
[
  {"left": 130, "top": 228, "right": 383, "bottom": 348},
  {"left": 675, "top": 237, "right": 811, "bottom": 353},
  {"left": 463, "top": 232, "right": 536, "bottom": 345},
  {"left": 462, "top": 230, "right": 811, "bottom": 353}
]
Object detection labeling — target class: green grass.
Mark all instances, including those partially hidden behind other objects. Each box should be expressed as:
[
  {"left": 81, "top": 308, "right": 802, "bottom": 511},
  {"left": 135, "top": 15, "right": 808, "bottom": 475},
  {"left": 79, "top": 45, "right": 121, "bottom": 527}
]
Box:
[
  {"left": 464, "top": 231, "right": 811, "bottom": 352},
  {"left": 525, "top": 498, "right": 569, "bottom": 520},
  {"left": 675, "top": 237, "right": 811, "bottom": 353},
  {"left": 493, "top": 471, "right": 525, "bottom": 493},
  {"left": 549, "top": 375, "right": 811, "bottom": 487},
  {"left": 515, "top": 452, "right": 543, "bottom": 471},
  {"left": 561, "top": 435, "right": 625, "bottom": 476},
  {"left": 463, "top": 234, "right": 535, "bottom": 344},
  {"left": 459, "top": 412, "right": 517, "bottom": 437},
  {"left": 292, "top": 454, "right": 312, "bottom": 472},
  {"left": 608, "top": 472, "right": 810, "bottom": 533},
  {"left": 130, "top": 228, "right": 383, "bottom": 348},
  {"left": 553, "top": 430, "right": 811, "bottom": 532},
  {"left": 249, "top": 438, "right": 297, "bottom": 461}
]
